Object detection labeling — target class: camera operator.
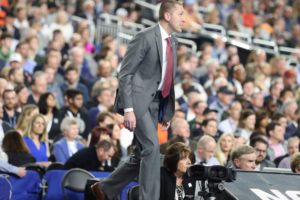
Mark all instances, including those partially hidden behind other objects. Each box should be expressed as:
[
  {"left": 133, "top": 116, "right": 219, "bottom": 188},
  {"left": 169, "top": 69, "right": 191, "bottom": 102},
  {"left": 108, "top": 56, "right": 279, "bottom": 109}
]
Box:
[{"left": 161, "top": 142, "right": 196, "bottom": 200}]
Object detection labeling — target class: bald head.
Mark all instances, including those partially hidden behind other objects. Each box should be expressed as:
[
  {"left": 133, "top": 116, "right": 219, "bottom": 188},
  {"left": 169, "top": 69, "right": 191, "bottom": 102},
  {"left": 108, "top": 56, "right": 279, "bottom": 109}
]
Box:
[
  {"left": 196, "top": 135, "right": 216, "bottom": 162},
  {"left": 197, "top": 135, "right": 216, "bottom": 149},
  {"left": 171, "top": 118, "right": 190, "bottom": 139}
]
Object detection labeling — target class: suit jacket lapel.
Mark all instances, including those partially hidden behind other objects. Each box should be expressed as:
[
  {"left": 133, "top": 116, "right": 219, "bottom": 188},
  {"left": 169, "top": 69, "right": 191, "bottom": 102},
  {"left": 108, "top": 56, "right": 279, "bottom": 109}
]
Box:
[
  {"left": 62, "top": 138, "right": 70, "bottom": 158},
  {"left": 155, "top": 24, "right": 163, "bottom": 69}
]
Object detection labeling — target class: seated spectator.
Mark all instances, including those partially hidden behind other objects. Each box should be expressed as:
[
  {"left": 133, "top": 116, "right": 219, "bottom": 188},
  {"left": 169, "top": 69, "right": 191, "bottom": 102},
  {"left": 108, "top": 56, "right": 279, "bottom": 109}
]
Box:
[
  {"left": 234, "top": 128, "right": 249, "bottom": 145},
  {"left": 196, "top": 118, "right": 218, "bottom": 141},
  {"left": 160, "top": 142, "right": 195, "bottom": 200},
  {"left": 185, "top": 91, "right": 204, "bottom": 121},
  {"left": 58, "top": 89, "right": 91, "bottom": 142},
  {"left": 182, "top": 0, "right": 203, "bottom": 32},
  {"left": 15, "top": 40, "right": 36, "bottom": 76},
  {"left": 0, "top": 33, "right": 13, "bottom": 66},
  {"left": 175, "top": 72, "right": 207, "bottom": 110},
  {"left": 15, "top": 104, "right": 39, "bottom": 135},
  {"left": 214, "top": 133, "right": 235, "bottom": 167},
  {"left": 95, "top": 111, "right": 115, "bottom": 129},
  {"left": 64, "top": 139, "right": 116, "bottom": 172},
  {"left": 2, "top": 89, "right": 20, "bottom": 128},
  {"left": 160, "top": 118, "right": 197, "bottom": 154},
  {"left": 89, "top": 126, "right": 112, "bottom": 147},
  {"left": 291, "top": 152, "right": 300, "bottom": 174},
  {"left": 199, "top": 59, "right": 218, "bottom": 86},
  {"left": 44, "top": 67, "right": 65, "bottom": 108},
  {"left": 38, "top": 92, "right": 60, "bottom": 141},
  {"left": 49, "top": 10, "right": 74, "bottom": 42},
  {"left": 254, "top": 110, "right": 269, "bottom": 134},
  {"left": 209, "top": 86, "right": 234, "bottom": 123},
  {"left": 27, "top": 71, "right": 48, "bottom": 105},
  {"left": 14, "top": 84, "right": 29, "bottom": 112},
  {"left": 194, "top": 135, "right": 220, "bottom": 166},
  {"left": 231, "top": 144, "right": 256, "bottom": 170},
  {"left": 7, "top": 68, "right": 25, "bottom": 88},
  {"left": 237, "top": 109, "right": 256, "bottom": 142},
  {"left": 250, "top": 137, "right": 275, "bottom": 171},
  {"left": 88, "top": 87, "right": 112, "bottom": 128},
  {"left": 53, "top": 117, "right": 84, "bottom": 163},
  {"left": 271, "top": 112, "right": 288, "bottom": 134},
  {"left": 252, "top": 83, "right": 267, "bottom": 105},
  {"left": 218, "top": 101, "right": 242, "bottom": 134},
  {"left": 266, "top": 122, "right": 287, "bottom": 161},
  {"left": 282, "top": 99, "right": 298, "bottom": 140},
  {"left": 241, "top": 78, "right": 255, "bottom": 102},
  {"left": 60, "top": 65, "right": 90, "bottom": 105},
  {"left": 23, "top": 114, "right": 51, "bottom": 167},
  {"left": 231, "top": 65, "right": 246, "bottom": 95},
  {"left": 2, "top": 130, "right": 36, "bottom": 166},
  {"left": 278, "top": 137, "right": 299, "bottom": 168},
  {"left": 89, "top": 125, "right": 123, "bottom": 169},
  {"left": 188, "top": 100, "right": 207, "bottom": 136}
]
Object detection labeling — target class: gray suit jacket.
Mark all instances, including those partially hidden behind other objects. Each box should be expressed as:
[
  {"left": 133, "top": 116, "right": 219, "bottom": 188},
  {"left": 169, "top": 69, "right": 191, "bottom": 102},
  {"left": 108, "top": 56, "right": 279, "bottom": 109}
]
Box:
[{"left": 114, "top": 24, "right": 177, "bottom": 122}]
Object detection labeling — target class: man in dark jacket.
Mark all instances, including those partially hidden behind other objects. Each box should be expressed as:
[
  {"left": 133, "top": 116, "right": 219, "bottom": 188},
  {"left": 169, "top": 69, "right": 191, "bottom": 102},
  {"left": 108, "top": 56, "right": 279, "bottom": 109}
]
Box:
[{"left": 64, "top": 140, "right": 116, "bottom": 172}]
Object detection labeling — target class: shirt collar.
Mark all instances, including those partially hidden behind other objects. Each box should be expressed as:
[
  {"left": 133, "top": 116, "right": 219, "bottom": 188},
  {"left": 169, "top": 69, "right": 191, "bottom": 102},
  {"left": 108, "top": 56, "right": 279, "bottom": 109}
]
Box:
[{"left": 159, "top": 23, "right": 171, "bottom": 40}]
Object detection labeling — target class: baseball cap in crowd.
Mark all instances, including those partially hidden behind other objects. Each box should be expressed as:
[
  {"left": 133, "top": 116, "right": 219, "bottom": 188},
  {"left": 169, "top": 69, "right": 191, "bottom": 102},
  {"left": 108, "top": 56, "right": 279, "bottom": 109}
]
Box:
[
  {"left": 203, "top": 108, "right": 218, "bottom": 115},
  {"left": 116, "top": 8, "right": 128, "bottom": 17},
  {"left": 234, "top": 128, "right": 249, "bottom": 140},
  {"left": 218, "top": 86, "right": 234, "bottom": 95},
  {"left": 284, "top": 69, "right": 297, "bottom": 78},
  {"left": 184, "top": 0, "right": 195, "bottom": 5},
  {"left": 9, "top": 53, "right": 22, "bottom": 63}
]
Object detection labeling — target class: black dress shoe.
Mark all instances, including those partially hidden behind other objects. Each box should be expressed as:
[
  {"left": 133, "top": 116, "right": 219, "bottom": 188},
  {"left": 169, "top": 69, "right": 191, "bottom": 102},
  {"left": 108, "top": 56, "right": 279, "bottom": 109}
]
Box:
[{"left": 90, "top": 182, "right": 107, "bottom": 200}]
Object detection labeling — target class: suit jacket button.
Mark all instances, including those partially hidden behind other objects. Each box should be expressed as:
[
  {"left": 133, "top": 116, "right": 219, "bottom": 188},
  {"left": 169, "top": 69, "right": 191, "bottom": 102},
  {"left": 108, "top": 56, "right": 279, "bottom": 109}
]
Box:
[
  {"left": 157, "top": 81, "right": 160, "bottom": 84},
  {"left": 152, "top": 93, "right": 155, "bottom": 96}
]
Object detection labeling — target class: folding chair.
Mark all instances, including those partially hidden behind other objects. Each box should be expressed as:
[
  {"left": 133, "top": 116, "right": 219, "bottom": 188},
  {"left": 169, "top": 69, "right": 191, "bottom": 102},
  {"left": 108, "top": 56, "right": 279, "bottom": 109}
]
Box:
[
  {"left": 61, "top": 168, "right": 95, "bottom": 200},
  {"left": 127, "top": 185, "right": 139, "bottom": 200}
]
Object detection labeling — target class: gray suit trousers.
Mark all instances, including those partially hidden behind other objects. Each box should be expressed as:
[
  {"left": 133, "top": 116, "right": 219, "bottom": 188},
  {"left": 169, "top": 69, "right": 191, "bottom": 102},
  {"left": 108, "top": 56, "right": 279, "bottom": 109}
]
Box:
[{"left": 100, "top": 98, "right": 161, "bottom": 200}]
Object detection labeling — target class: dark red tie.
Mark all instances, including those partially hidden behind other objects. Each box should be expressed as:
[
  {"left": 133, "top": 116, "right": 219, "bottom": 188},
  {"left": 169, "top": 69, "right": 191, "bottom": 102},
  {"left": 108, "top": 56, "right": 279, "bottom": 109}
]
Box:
[{"left": 162, "top": 37, "right": 173, "bottom": 98}]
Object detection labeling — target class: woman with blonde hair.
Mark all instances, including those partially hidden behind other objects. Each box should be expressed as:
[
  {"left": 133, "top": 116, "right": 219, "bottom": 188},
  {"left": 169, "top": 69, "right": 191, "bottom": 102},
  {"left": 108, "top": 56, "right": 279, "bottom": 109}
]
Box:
[
  {"left": 23, "top": 114, "right": 50, "bottom": 163},
  {"left": 214, "top": 133, "right": 235, "bottom": 167},
  {"left": 15, "top": 104, "right": 39, "bottom": 135}
]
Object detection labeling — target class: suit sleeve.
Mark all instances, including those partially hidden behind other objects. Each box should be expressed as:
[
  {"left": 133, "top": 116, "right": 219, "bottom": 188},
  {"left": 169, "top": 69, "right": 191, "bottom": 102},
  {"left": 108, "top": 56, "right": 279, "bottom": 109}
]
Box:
[
  {"left": 53, "top": 144, "right": 67, "bottom": 163},
  {"left": 118, "top": 32, "right": 148, "bottom": 109}
]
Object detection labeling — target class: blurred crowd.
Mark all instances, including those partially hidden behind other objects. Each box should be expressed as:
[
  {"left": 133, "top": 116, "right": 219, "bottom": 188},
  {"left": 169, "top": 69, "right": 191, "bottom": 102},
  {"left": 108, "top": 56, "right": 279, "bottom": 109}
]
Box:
[{"left": 0, "top": 0, "right": 300, "bottom": 179}]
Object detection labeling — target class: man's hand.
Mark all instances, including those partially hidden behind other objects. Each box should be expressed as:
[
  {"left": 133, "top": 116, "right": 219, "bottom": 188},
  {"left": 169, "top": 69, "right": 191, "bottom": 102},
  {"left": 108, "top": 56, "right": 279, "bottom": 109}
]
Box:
[
  {"left": 124, "top": 111, "right": 136, "bottom": 131},
  {"left": 17, "top": 167, "right": 27, "bottom": 178},
  {"left": 161, "top": 121, "right": 171, "bottom": 131}
]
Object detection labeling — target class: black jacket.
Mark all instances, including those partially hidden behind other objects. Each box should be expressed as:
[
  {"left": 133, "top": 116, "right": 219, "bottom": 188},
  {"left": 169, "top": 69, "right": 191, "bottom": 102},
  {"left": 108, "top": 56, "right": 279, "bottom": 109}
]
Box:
[
  {"left": 6, "top": 152, "right": 36, "bottom": 166},
  {"left": 64, "top": 146, "right": 114, "bottom": 172},
  {"left": 160, "top": 167, "right": 195, "bottom": 200}
]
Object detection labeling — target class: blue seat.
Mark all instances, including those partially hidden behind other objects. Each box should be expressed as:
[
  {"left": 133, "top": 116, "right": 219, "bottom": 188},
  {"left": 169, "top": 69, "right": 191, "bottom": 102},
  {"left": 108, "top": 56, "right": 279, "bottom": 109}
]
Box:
[
  {"left": 0, "top": 174, "right": 11, "bottom": 200},
  {"left": 0, "top": 170, "right": 42, "bottom": 200}
]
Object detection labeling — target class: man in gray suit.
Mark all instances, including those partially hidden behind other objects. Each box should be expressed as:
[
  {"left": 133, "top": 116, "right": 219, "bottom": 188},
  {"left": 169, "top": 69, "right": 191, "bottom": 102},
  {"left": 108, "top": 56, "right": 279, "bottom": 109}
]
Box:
[{"left": 91, "top": 1, "right": 186, "bottom": 200}]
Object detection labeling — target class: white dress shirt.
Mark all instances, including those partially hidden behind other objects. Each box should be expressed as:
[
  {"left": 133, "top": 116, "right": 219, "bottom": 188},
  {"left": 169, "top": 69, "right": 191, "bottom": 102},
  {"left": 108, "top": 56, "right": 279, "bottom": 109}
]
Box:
[{"left": 157, "top": 23, "right": 171, "bottom": 91}]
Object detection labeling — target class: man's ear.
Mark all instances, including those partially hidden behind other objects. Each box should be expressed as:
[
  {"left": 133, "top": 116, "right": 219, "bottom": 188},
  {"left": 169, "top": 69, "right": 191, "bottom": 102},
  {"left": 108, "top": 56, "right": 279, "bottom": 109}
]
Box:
[
  {"left": 164, "top": 12, "right": 171, "bottom": 22},
  {"left": 233, "top": 158, "right": 239, "bottom": 168},
  {"left": 198, "top": 146, "right": 203, "bottom": 153}
]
